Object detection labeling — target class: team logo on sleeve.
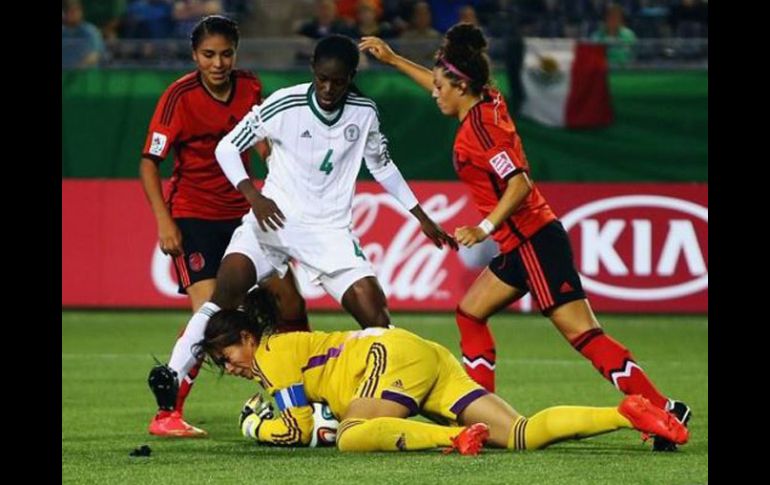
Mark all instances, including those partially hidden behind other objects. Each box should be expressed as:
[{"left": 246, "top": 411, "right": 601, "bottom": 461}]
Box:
[
  {"left": 344, "top": 124, "right": 360, "bottom": 142},
  {"left": 150, "top": 132, "right": 167, "bottom": 156},
  {"left": 489, "top": 151, "right": 516, "bottom": 178}
]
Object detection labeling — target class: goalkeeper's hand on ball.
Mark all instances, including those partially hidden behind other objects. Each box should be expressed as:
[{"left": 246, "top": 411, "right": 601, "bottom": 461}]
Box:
[{"left": 239, "top": 392, "right": 275, "bottom": 439}]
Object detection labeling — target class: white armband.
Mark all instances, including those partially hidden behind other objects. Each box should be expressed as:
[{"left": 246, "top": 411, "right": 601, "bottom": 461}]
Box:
[{"left": 478, "top": 219, "right": 495, "bottom": 236}]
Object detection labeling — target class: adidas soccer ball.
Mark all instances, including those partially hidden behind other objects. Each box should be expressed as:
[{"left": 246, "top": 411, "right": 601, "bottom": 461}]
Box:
[{"left": 309, "top": 402, "right": 339, "bottom": 448}]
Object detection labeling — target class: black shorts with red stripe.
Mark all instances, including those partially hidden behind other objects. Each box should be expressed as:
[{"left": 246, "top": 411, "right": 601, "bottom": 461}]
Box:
[
  {"left": 172, "top": 218, "right": 241, "bottom": 294},
  {"left": 489, "top": 220, "right": 586, "bottom": 315}
]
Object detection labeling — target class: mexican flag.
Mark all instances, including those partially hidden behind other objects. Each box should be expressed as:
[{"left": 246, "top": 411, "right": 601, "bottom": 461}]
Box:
[{"left": 521, "top": 39, "right": 613, "bottom": 129}]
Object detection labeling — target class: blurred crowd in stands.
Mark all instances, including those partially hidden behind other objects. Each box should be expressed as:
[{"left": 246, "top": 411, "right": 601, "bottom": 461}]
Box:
[{"left": 63, "top": 0, "right": 708, "bottom": 68}]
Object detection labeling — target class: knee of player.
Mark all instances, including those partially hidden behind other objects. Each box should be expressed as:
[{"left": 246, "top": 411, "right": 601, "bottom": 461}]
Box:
[{"left": 212, "top": 256, "right": 257, "bottom": 308}]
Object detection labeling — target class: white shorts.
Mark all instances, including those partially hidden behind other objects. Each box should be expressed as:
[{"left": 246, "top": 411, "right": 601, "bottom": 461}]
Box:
[
  {"left": 223, "top": 223, "right": 279, "bottom": 283},
  {"left": 227, "top": 216, "right": 376, "bottom": 302}
]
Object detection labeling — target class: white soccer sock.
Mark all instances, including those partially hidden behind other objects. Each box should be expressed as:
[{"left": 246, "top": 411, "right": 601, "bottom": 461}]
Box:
[{"left": 168, "top": 302, "right": 221, "bottom": 382}]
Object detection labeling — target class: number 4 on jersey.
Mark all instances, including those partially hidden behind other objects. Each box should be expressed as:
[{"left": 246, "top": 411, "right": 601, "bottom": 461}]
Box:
[
  {"left": 353, "top": 241, "right": 366, "bottom": 260},
  {"left": 319, "top": 149, "right": 334, "bottom": 175}
]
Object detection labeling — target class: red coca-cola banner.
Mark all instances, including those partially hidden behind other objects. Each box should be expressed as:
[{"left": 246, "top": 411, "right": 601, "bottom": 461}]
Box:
[{"left": 62, "top": 180, "right": 707, "bottom": 312}]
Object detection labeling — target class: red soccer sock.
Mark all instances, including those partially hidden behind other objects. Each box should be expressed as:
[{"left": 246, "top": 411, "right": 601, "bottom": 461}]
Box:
[
  {"left": 456, "top": 306, "right": 496, "bottom": 392},
  {"left": 174, "top": 361, "right": 201, "bottom": 415},
  {"left": 571, "top": 328, "right": 668, "bottom": 409}
]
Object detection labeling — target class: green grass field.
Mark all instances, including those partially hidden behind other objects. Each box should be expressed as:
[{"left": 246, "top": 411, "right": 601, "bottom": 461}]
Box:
[{"left": 62, "top": 311, "right": 707, "bottom": 484}]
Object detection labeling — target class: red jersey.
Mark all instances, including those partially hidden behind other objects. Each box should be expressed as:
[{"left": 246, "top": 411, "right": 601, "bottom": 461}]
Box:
[
  {"left": 453, "top": 89, "right": 556, "bottom": 253},
  {"left": 142, "top": 70, "right": 262, "bottom": 219}
]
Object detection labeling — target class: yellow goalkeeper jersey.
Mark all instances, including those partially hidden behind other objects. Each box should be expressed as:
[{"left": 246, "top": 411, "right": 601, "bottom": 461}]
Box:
[{"left": 250, "top": 326, "right": 485, "bottom": 446}]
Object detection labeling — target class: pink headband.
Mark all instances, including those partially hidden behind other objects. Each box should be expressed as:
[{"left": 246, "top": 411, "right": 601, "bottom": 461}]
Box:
[{"left": 438, "top": 57, "right": 471, "bottom": 82}]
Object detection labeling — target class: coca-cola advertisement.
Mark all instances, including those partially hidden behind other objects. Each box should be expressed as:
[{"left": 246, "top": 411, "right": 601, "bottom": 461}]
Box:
[{"left": 62, "top": 180, "right": 707, "bottom": 312}]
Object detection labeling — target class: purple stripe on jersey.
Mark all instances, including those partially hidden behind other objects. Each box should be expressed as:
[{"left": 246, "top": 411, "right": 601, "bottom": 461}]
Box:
[
  {"left": 381, "top": 390, "right": 419, "bottom": 416},
  {"left": 301, "top": 344, "right": 345, "bottom": 372},
  {"left": 449, "top": 388, "right": 489, "bottom": 416}
]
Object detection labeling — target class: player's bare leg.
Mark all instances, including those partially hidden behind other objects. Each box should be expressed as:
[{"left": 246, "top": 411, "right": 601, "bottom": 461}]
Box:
[
  {"left": 547, "top": 298, "right": 600, "bottom": 341},
  {"left": 459, "top": 268, "right": 525, "bottom": 319},
  {"left": 341, "top": 276, "right": 391, "bottom": 328},
  {"left": 456, "top": 268, "right": 525, "bottom": 392},
  {"left": 209, "top": 253, "right": 258, "bottom": 309},
  {"left": 186, "top": 279, "right": 216, "bottom": 313},
  {"left": 344, "top": 398, "right": 410, "bottom": 420},
  {"left": 258, "top": 266, "right": 310, "bottom": 332},
  {"left": 456, "top": 393, "right": 519, "bottom": 447}
]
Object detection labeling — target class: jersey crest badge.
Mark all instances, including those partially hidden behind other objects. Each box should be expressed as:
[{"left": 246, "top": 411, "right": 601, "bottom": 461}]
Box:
[
  {"left": 188, "top": 252, "right": 206, "bottom": 272},
  {"left": 344, "top": 124, "right": 360, "bottom": 142}
]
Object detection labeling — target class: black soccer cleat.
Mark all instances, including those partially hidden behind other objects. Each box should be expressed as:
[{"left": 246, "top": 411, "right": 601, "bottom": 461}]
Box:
[
  {"left": 148, "top": 364, "right": 179, "bottom": 411},
  {"left": 652, "top": 400, "right": 691, "bottom": 452}
]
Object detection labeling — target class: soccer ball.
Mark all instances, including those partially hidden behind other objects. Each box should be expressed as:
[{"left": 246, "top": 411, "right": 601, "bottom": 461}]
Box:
[{"left": 309, "top": 402, "right": 339, "bottom": 447}]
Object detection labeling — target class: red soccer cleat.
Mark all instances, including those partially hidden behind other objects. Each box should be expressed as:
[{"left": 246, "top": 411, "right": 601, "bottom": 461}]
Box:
[
  {"left": 148, "top": 410, "right": 207, "bottom": 438},
  {"left": 444, "top": 423, "right": 490, "bottom": 456},
  {"left": 619, "top": 395, "right": 689, "bottom": 445}
]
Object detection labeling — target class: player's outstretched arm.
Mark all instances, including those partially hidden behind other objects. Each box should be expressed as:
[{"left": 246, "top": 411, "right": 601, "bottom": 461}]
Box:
[
  {"left": 359, "top": 37, "right": 434, "bottom": 93},
  {"left": 364, "top": 123, "right": 457, "bottom": 250},
  {"left": 410, "top": 205, "right": 459, "bottom": 251}
]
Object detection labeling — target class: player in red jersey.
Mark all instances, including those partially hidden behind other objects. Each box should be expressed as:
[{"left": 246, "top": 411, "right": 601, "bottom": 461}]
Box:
[
  {"left": 360, "top": 24, "right": 690, "bottom": 451},
  {"left": 140, "top": 15, "right": 308, "bottom": 438}
]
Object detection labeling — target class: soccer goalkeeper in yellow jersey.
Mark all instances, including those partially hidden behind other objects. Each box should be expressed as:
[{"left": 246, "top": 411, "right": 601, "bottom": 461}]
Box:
[{"left": 191, "top": 290, "right": 688, "bottom": 454}]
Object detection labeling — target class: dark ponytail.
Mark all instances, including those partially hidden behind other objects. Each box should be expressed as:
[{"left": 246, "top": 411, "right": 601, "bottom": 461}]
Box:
[
  {"left": 193, "top": 289, "right": 277, "bottom": 370},
  {"left": 435, "top": 23, "right": 491, "bottom": 94}
]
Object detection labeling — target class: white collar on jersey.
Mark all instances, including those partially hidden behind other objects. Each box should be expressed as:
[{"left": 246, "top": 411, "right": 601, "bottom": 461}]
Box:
[{"left": 309, "top": 89, "right": 341, "bottom": 121}]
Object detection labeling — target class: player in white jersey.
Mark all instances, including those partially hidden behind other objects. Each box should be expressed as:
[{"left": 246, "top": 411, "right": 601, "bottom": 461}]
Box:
[
  {"left": 214, "top": 34, "right": 457, "bottom": 328},
  {"left": 148, "top": 36, "right": 457, "bottom": 422}
]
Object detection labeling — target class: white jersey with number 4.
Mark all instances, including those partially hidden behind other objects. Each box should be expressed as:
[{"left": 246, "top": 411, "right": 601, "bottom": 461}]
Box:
[{"left": 222, "top": 82, "right": 393, "bottom": 228}]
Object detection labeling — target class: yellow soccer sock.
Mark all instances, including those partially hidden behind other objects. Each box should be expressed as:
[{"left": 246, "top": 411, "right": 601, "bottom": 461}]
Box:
[
  {"left": 337, "top": 417, "right": 465, "bottom": 452},
  {"left": 507, "top": 406, "right": 631, "bottom": 450}
]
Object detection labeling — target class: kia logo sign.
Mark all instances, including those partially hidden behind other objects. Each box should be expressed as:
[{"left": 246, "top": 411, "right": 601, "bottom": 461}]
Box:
[{"left": 560, "top": 195, "right": 708, "bottom": 301}]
